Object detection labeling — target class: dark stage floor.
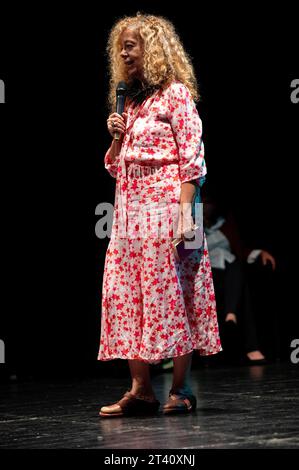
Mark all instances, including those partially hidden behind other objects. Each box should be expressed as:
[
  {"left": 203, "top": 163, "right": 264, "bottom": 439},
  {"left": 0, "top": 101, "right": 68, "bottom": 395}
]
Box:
[{"left": 0, "top": 362, "right": 298, "bottom": 449}]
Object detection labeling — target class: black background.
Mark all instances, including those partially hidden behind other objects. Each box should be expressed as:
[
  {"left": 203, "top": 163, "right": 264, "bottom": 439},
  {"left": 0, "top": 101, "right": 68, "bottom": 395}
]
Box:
[{"left": 0, "top": 2, "right": 298, "bottom": 378}]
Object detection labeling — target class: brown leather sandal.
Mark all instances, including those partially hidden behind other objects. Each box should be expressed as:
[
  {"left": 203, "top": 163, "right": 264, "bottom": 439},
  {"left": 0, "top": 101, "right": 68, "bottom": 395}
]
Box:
[
  {"left": 163, "top": 393, "right": 197, "bottom": 414},
  {"left": 99, "top": 391, "right": 160, "bottom": 418}
]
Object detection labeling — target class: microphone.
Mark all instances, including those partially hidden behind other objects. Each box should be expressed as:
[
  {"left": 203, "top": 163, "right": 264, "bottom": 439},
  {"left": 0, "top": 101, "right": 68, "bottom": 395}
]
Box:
[{"left": 114, "top": 81, "right": 127, "bottom": 141}]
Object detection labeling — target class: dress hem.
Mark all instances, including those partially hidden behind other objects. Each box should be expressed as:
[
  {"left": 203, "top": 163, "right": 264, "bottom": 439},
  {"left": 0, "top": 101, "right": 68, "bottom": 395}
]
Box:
[{"left": 98, "top": 346, "right": 222, "bottom": 363}]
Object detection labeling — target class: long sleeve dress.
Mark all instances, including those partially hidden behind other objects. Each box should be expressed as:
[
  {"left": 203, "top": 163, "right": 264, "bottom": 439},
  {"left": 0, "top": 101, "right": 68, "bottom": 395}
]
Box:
[{"left": 98, "top": 81, "right": 222, "bottom": 362}]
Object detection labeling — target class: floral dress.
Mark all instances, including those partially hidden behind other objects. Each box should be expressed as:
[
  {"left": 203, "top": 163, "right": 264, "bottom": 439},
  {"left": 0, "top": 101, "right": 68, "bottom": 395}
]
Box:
[{"left": 98, "top": 81, "right": 222, "bottom": 362}]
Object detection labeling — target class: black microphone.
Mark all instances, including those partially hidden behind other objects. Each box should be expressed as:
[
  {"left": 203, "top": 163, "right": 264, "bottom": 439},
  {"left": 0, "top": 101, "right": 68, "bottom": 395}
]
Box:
[{"left": 114, "top": 81, "right": 127, "bottom": 141}]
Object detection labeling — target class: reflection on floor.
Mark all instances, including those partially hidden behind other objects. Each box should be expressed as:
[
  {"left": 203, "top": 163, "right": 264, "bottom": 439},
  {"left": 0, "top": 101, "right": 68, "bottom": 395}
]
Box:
[{"left": 0, "top": 362, "right": 298, "bottom": 449}]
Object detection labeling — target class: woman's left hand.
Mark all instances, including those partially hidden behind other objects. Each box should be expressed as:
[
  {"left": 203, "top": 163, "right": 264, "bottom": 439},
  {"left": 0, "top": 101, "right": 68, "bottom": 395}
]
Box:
[
  {"left": 177, "top": 182, "right": 197, "bottom": 239},
  {"left": 177, "top": 203, "right": 195, "bottom": 239}
]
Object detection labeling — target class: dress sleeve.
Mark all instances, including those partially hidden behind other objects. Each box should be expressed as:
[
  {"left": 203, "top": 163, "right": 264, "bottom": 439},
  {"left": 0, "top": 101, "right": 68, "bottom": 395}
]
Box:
[
  {"left": 104, "top": 144, "right": 119, "bottom": 178},
  {"left": 166, "top": 82, "right": 207, "bottom": 185}
]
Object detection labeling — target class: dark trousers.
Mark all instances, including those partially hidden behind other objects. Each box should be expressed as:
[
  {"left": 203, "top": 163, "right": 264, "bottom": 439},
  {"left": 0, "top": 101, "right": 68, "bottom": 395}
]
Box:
[{"left": 212, "top": 259, "right": 259, "bottom": 353}]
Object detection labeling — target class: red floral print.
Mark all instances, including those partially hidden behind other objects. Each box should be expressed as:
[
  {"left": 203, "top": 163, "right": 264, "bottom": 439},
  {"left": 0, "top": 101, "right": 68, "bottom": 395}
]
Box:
[{"left": 98, "top": 82, "right": 221, "bottom": 362}]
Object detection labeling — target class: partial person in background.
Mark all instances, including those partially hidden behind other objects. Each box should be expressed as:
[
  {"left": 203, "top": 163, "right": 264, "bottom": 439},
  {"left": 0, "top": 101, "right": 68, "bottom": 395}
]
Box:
[{"left": 203, "top": 196, "right": 276, "bottom": 365}]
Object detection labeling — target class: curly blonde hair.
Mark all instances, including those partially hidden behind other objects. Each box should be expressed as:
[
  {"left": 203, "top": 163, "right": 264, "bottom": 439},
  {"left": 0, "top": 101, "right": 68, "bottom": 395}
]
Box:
[{"left": 106, "top": 12, "right": 199, "bottom": 110}]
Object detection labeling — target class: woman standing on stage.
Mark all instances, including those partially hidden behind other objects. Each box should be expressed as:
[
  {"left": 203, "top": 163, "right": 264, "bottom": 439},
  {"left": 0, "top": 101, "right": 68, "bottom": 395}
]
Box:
[{"left": 98, "top": 13, "right": 221, "bottom": 417}]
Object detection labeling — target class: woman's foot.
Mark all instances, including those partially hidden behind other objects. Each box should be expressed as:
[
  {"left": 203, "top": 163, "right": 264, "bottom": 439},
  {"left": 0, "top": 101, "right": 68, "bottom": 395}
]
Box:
[
  {"left": 163, "top": 392, "right": 197, "bottom": 414},
  {"left": 99, "top": 391, "right": 160, "bottom": 418},
  {"left": 247, "top": 350, "right": 265, "bottom": 361},
  {"left": 225, "top": 313, "right": 237, "bottom": 324},
  {"left": 244, "top": 350, "right": 267, "bottom": 365}
]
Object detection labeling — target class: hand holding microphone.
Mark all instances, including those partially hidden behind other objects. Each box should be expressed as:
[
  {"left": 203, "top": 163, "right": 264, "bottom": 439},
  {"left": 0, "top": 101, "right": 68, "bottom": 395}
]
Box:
[
  {"left": 107, "top": 112, "right": 128, "bottom": 139},
  {"left": 107, "top": 81, "right": 128, "bottom": 141}
]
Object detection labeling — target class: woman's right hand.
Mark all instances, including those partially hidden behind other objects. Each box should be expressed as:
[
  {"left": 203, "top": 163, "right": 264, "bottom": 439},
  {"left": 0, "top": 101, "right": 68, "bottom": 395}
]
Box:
[{"left": 107, "top": 112, "right": 128, "bottom": 139}]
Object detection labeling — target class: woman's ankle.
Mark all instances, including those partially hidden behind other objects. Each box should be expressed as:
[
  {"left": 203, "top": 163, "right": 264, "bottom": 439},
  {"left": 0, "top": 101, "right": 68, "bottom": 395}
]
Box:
[
  {"left": 170, "top": 385, "right": 193, "bottom": 397},
  {"left": 129, "top": 386, "right": 156, "bottom": 401}
]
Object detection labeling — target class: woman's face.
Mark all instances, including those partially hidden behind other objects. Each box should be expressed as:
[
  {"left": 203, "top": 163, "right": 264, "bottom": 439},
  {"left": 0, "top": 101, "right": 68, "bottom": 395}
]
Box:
[{"left": 120, "top": 28, "right": 144, "bottom": 81}]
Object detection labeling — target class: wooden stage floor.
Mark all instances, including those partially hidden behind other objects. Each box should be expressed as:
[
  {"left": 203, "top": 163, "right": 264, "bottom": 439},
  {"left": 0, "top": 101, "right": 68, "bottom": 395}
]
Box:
[{"left": 0, "top": 362, "right": 298, "bottom": 449}]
